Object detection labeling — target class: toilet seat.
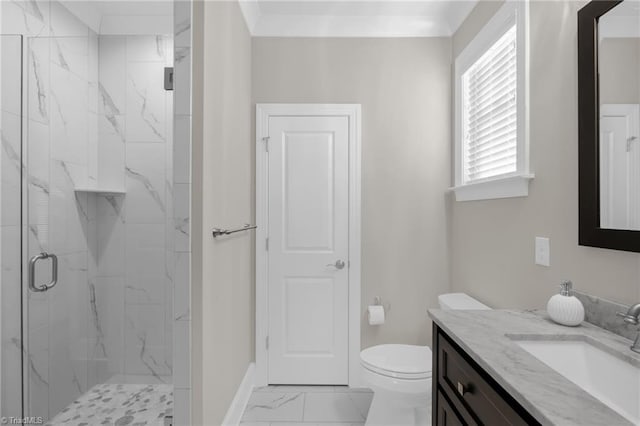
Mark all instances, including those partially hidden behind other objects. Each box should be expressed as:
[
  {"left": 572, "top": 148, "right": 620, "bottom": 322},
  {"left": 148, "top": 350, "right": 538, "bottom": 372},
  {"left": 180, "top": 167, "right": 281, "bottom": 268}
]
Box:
[{"left": 360, "top": 344, "right": 432, "bottom": 380}]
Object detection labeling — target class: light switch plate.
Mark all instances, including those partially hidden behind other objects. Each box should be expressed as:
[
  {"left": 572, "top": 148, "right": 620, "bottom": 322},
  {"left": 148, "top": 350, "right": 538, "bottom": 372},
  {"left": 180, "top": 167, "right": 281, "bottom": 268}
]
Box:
[{"left": 535, "top": 237, "right": 550, "bottom": 266}]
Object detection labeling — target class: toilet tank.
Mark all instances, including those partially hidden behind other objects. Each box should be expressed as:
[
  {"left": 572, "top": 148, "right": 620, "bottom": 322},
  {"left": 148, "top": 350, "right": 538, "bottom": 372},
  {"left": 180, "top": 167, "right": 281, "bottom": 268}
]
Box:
[{"left": 438, "top": 293, "right": 491, "bottom": 310}]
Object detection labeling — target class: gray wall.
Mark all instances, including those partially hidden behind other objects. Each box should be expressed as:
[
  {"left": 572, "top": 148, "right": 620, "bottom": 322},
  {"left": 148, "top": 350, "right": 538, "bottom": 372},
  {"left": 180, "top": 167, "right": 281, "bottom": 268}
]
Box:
[
  {"left": 253, "top": 37, "right": 452, "bottom": 348},
  {"left": 193, "top": 1, "right": 254, "bottom": 424},
  {"left": 450, "top": 1, "right": 640, "bottom": 308}
]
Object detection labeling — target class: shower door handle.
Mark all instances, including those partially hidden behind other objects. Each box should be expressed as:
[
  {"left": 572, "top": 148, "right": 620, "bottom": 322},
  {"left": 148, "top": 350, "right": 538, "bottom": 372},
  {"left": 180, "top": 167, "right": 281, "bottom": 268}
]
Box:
[{"left": 28, "top": 252, "right": 58, "bottom": 292}]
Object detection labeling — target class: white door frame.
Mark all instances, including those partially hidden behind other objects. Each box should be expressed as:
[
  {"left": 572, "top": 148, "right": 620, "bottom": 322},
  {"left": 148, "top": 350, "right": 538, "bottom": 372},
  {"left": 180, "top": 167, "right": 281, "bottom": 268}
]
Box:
[{"left": 255, "top": 103, "right": 362, "bottom": 387}]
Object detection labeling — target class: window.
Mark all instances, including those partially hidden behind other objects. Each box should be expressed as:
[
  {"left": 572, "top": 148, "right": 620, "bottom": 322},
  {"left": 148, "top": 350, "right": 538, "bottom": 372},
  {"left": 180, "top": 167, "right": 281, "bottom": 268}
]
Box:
[{"left": 453, "top": 1, "right": 532, "bottom": 202}]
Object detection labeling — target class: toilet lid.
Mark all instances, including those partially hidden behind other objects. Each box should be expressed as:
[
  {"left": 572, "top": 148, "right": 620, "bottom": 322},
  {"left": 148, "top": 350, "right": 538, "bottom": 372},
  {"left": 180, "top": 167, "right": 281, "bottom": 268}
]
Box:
[{"left": 361, "top": 344, "right": 432, "bottom": 380}]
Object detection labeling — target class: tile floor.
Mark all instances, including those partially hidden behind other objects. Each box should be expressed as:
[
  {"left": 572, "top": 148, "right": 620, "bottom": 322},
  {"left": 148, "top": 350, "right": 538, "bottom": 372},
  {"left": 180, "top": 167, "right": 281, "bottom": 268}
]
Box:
[
  {"left": 47, "top": 383, "right": 173, "bottom": 425},
  {"left": 240, "top": 386, "right": 374, "bottom": 426}
]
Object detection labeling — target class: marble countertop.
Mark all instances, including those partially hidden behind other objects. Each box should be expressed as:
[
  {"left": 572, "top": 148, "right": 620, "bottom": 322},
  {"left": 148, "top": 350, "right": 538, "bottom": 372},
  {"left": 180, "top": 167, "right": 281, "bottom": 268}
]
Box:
[{"left": 428, "top": 309, "right": 640, "bottom": 426}]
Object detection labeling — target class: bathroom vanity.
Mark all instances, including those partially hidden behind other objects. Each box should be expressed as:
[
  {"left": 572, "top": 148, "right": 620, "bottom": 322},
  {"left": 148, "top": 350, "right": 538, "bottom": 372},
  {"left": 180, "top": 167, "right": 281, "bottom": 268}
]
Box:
[
  {"left": 432, "top": 324, "right": 539, "bottom": 425},
  {"left": 429, "top": 309, "right": 640, "bottom": 426}
]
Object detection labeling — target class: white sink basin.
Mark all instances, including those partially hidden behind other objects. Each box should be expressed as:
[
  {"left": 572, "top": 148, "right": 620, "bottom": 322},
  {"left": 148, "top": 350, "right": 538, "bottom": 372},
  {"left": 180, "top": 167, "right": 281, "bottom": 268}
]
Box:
[{"left": 515, "top": 339, "right": 640, "bottom": 424}]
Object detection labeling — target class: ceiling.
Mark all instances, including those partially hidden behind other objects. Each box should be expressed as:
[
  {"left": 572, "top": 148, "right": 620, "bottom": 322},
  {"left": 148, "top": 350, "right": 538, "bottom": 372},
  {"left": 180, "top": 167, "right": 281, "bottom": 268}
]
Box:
[
  {"left": 60, "top": 1, "right": 174, "bottom": 35},
  {"left": 61, "top": 0, "right": 478, "bottom": 38},
  {"left": 240, "top": 0, "right": 478, "bottom": 37}
]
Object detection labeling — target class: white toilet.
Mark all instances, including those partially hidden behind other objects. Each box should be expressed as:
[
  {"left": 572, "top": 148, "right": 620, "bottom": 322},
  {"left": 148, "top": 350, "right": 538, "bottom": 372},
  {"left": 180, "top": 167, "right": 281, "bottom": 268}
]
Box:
[{"left": 360, "top": 293, "right": 491, "bottom": 426}]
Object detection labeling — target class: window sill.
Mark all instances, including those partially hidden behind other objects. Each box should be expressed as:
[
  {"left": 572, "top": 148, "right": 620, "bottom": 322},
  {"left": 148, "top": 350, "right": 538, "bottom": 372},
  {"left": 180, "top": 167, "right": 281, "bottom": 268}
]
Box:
[{"left": 450, "top": 174, "right": 535, "bottom": 202}]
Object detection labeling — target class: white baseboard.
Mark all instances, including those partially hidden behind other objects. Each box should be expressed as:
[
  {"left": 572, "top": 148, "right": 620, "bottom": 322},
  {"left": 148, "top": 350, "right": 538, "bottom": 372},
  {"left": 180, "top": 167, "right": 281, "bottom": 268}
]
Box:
[{"left": 222, "top": 363, "right": 255, "bottom": 426}]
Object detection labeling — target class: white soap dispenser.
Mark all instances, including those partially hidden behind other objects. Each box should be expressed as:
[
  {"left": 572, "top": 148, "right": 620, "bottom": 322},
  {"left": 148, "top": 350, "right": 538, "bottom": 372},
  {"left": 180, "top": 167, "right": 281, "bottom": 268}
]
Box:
[{"left": 547, "top": 281, "right": 585, "bottom": 327}]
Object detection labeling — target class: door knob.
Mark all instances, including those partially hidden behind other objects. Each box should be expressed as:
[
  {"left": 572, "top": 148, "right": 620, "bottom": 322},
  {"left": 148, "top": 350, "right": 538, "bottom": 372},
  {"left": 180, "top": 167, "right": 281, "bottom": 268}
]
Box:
[{"left": 327, "top": 260, "right": 346, "bottom": 270}]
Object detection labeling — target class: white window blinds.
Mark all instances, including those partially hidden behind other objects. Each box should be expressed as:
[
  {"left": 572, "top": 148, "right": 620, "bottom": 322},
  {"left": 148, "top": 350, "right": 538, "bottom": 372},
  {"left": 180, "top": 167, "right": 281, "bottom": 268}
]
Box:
[{"left": 462, "top": 24, "right": 517, "bottom": 184}]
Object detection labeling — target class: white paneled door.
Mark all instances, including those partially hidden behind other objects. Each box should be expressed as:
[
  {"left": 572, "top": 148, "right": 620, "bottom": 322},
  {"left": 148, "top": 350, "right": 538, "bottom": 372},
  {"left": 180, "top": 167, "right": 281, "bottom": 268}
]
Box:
[
  {"left": 266, "top": 113, "right": 350, "bottom": 384},
  {"left": 600, "top": 104, "right": 640, "bottom": 230}
]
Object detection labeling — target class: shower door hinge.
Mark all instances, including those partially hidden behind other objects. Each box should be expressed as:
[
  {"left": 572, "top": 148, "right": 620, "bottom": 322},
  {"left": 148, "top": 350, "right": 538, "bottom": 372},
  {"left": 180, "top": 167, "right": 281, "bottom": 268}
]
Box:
[
  {"left": 266, "top": 336, "right": 269, "bottom": 350},
  {"left": 262, "top": 136, "right": 270, "bottom": 152},
  {"left": 265, "top": 237, "right": 269, "bottom": 251},
  {"left": 164, "top": 67, "right": 174, "bottom": 91}
]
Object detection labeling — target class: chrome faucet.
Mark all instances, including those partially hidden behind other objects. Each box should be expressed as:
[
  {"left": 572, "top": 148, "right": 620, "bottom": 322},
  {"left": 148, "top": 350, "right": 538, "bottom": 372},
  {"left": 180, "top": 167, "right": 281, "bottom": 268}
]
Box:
[{"left": 617, "top": 303, "right": 640, "bottom": 354}]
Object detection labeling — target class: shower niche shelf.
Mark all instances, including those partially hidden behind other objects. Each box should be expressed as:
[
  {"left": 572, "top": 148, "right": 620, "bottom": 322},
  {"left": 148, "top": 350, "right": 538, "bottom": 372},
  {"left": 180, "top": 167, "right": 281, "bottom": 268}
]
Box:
[{"left": 74, "top": 187, "right": 126, "bottom": 196}]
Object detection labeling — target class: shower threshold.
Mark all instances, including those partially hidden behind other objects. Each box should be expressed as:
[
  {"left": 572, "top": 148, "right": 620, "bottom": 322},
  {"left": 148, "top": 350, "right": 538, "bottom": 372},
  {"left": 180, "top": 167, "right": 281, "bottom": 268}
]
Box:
[{"left": 47, "top": 383, "right": 173, "bottom": 426}]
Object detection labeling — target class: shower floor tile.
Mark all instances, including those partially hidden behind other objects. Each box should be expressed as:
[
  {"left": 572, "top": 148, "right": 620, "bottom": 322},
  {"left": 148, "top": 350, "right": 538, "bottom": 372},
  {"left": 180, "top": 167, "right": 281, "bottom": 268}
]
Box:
[{"left": 47, "top": 383, "right": 173, "bottom": 426}]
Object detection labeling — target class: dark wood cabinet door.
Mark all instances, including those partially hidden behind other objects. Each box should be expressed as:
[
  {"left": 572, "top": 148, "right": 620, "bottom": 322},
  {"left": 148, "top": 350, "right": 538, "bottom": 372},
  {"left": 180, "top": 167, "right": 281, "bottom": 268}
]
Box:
[
  {"left": 436, "top": 390, "right": 465, "bottom": 426},
  {"left": 432, "top": 323, "right": 540, "bottom": 426}
]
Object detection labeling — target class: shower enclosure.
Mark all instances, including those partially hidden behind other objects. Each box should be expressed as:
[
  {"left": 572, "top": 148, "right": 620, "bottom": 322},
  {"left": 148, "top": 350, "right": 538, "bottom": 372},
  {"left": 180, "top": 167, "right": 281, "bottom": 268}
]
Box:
[{"left": 0, "top": 1, "right": 192, "bottom": 423}]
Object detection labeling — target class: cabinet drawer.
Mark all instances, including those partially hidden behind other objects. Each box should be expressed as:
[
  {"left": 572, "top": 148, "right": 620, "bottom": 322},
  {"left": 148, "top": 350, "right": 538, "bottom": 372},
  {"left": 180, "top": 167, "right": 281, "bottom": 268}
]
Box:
[
  {"left": 436, "top": 390, "right": 465, "bottom": 426},
  {"left": 436, "top": 332, "right": 530, "bottom": 425}
]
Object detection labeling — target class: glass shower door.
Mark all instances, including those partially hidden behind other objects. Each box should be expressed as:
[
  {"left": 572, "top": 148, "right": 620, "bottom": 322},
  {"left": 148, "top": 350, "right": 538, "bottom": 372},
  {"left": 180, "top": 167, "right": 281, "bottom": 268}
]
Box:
[
  {"left": 1, "top": 34, "right": 24, "bottom": 420},
  {"left": 23, "top": 35, "right": 99, "bottom": 422}
]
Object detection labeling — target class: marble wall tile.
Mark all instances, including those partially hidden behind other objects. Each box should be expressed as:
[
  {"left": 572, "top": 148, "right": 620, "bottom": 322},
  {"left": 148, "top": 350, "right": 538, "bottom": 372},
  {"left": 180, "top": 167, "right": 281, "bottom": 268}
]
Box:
[
  {"left": 49, "top": 1, "right": 89, "bottom": 37},
  {"left": 1, "top": 327, "right": 23, "bottom": 417},
  {"left": 174, "top": 48, "right": 191, "bottom": 116},
  {"left": 1, "top": 225, "right": 22, "bottom": 333},
  {"left": 93, "top": 33, "right": 175, "bottom": 386},
  {"left": 28, "top": 37, "right": 50, "bottom": 125},
  {"left": 127, "top": 36, "right": 170, "bottom": 63},
  {"left": 0, "top": 0, "right": 50, "bottom": 37},
  {"left": 87, "top": 112, "right": 100, "bottom": 185},
  {"left": 1, "top": 111, "right": 22, "bottom": 226},
  {"left": 27, "top": 119, "right": 50, "bottom": 226},
  {"left": 50, "top": 66, "right": 89, "bottom": 166},
  {"left": 27, "top": 325, "right": 50, "bottom": 419},
  {"left": 90, "top": 276, "right": 125, "bottom": 383},
  {"left": 97, "top": 115, "right": 125, "bottom": 189},
  {"left": 125, "top": 143, "right": 167, "bottom": 224},
  {"left": 173, "top": 320, "right": 190, "bottom": 388},
  {"left": 50, "top": 36, "right": 89, "bottom": 78},
  {"left": 174, "top": 115, "right": 191, "bottom": 184},
  {"left": 125, "top": 275, "right": 169, "bottom": 305},
  {"left": 1, "top": 225, "right": 23, "bottom": 417},
  {"left": 173, "top": 387, "right": 191, "bottom": 426},
  {"left": 174, "top": 1, "right": 191, "bottom": 49},
  {"left": 87, "top": 197, "right": 99, "bottom": 288},
  {"left": 96, "top": 211, "right": 125, "bottom": 276},
  {"left": 165, "top": 37, "right": 175, "bottom": 67},
  {"left": 126, "top": 62, "right": 167, "bottom": 143},
  {"left": 164, "top": 292, "right": 174, "bottom": 371},
  {"left": 164, "top": 348, "right": 174, "bottom": 385},
  {"left": 98, "top": 36, "right": 126, "bottom": 119},
  {"left": 49, "top": 160, "right": 89, "bottom": 255},
  {"left": 165, "top": 100, "right": 174, "bottom": 182},
  {"left": 27, "top": 290, "right": 48, "bottom": 331},
  {"left": 174, "top": 252, "right": 190, "bottom": 321},
  {"left": 48, "top": 253, "right": 89, "bottom": 416},
  {"left": 49, "top": 252, "right": 90, "bottom": 345},
  {"left": 124, "top": 304, "right": 166, "bottom": 349},
  {"left": 125, "top": 224, "right": 165, "bottom": 277},
  {"left": 172, "top": 1, "right": 192, "bottom": 418},
  {"left": 174, "top": 183, "right": 190, "bottom": 252},
  {"left": 88, "top": 35, "right": 100, "bottom": 115},
  {"left": 1, "top": 37, "right": 23, "bottom": 116},
  {"left": 124, "top": 305, "right": 170, "bottom": 380}
]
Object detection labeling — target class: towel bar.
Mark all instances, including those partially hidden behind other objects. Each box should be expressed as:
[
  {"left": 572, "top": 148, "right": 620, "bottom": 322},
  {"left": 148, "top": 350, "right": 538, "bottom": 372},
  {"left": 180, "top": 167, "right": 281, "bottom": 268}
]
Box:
[{"left": 212, "top": 224, "right": 257, "bottom": 238}]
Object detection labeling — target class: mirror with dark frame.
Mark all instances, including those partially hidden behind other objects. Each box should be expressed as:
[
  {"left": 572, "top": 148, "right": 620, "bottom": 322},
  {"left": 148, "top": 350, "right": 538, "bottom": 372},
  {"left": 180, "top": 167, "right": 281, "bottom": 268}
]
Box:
[{"left": 578, "top": 0, "right": 640, "bottom": 252}]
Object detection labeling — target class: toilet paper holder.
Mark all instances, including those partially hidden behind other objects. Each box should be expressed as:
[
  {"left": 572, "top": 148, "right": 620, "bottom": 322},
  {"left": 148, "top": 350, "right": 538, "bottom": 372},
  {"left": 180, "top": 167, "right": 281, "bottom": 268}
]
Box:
[{"left": 373, "top": 296, "right": 391, "bottom": 313}]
